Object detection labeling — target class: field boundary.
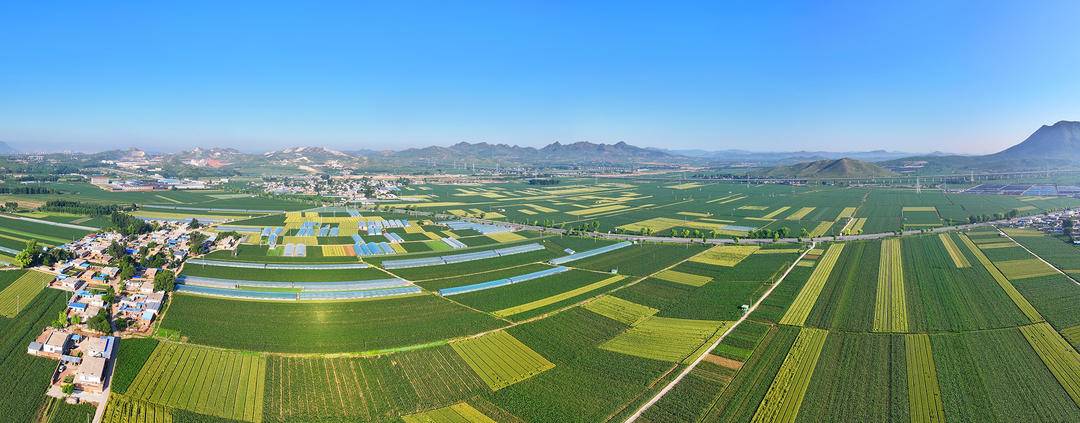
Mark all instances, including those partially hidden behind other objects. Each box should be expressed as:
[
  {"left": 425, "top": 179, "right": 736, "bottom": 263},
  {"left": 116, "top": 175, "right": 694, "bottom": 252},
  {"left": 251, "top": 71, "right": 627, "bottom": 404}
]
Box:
[{"left": 623, "top": 242, "right": 814, "bottom": 422}]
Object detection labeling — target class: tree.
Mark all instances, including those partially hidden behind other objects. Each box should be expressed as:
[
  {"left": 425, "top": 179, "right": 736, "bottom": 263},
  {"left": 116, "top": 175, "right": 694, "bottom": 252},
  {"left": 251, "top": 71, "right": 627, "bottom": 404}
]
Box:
[
  {"left": 14, "top": 240, "right": 40, "bottom": 268},
  {"left": 51, "top": 311, "right": 68, "bottom": 328},
  {"left": 154, "top": 269, "right": 177, "bottom": 292},
  {"left": 87, "top": 309, "right": 111, "bottom": 333},
  {"left": 188, "top": 218, "right": 202, "bottom": 229}
]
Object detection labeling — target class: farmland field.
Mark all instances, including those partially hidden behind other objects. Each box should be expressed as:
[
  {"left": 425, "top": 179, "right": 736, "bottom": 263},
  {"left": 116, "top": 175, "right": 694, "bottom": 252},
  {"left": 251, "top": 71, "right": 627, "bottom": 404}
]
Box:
[
  {"left": 0, "top": 289, "right": 67, "bottom": 423},
  {"left": 23, "top": 177, "right": 1080, "bottom": 422},
  {"left": 0, "top": 269, "right": 52, "bottom": 317},
  {"left": 159, "top": 293, "right": 503, "bottom": 353},
  {"left": 125, "top": 342, "right": 266, "bottom": 422}
]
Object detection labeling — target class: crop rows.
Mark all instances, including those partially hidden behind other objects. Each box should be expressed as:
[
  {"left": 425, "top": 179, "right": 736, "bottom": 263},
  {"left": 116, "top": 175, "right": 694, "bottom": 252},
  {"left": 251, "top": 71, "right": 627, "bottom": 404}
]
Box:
[
  {"left": 451, "top": 330, "right": 555, "bottom": 391},
  {"left": 0, "top": 289, "right": 67, "bottom": 423},
  {"left": 938, "top": 232, "right": 970, "bottom": 268},
  {"left": 125, "top": 342, "right": 266, "bottom": 422},
  {"left": 779, "top": 243, "right": 845, "bottom": 326},
  {"left": 492, "top": 275, "right": 626, "bottom": 318},
  {"left": 0, "top": 270, "right": 52, "bottom": 317},
  {"left": 750, "top": 327, "right": 829, "bottom": 422},
  {"left": 958, "top": 233, "right": 1043, "bottom": 323},
  {"left": 265, "top": 346, "right": 487, "bottom": 422},
  {"left": 1018, "top": 322, "right": 1080, "bottom": 406},
  {"left": 689, "top": 245, "right": 760, "bottom": 267},
  {"left": 905, "top": 334, "right": 945, "bottom": 422},
  {"left": 103, "top": 394, "right": 174, "bottom": 423},
  {"left": 653, "top": 269, "right": 712, "bottom": 286},
  {"left": 401, "top": 402, "right": 496, "bottom": 423},
  {"left": 601, "top": 316, "right": 728, "bottom": 362},
  {"left": 874, "top": 238, "right": 909, "bottom": 332},
  {"left": 581, "top": 295, "right": 658, "bottom": 325},
  {"left": 994, "top": 258, "right": 1059, "bottom": 280}
]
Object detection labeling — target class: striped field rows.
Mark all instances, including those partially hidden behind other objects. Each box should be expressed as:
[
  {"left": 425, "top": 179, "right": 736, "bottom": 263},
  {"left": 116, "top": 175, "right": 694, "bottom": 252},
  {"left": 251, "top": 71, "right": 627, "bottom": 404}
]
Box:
[
  {"left": 938, "top": 232, "right": 970, "bottom": 268},
  {"left": 780, "top": 244, "right": 845, "bottom": 326},
  {"left": 126, "top": 342, "right": 266, "bottom": 422},
  {"left": 958, "top": 233, "right": 1043, "bottom": 323},
  {"left": 873, "top": 238, "right": 908, "bottom": 333},
  {"left": 750, "top": 327, "right": 829, "bottom": 422},
  {"left": 1019, "top": 323, "right": 1080, "bottom": 406},
  {"left": 905, "top": 334, "right": 946, "bottom": 422}
]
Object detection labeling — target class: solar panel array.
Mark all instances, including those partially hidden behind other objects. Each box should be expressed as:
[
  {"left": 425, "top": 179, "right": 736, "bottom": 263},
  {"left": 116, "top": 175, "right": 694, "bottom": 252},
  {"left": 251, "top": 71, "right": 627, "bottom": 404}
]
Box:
[
  {"left": 382, "top": 243, "right": 545, "bottom": 269},
  {"left": 442, "top": 238, "right": 467, "bottom": 249},
  {"left": 439, "top": 265, "right": 570, "bottom": 296},
  {"left": 549, "top": 241, "right": 633, "bottom": 265},
  {"left": 440, "top": 220, "right": 512, "bottom": 234}
]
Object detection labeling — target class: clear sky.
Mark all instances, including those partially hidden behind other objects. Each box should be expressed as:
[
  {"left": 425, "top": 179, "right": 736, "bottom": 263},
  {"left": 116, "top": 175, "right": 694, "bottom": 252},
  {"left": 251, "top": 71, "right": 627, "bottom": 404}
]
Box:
[{"left": 2, "top": 1, "right": 1079, "bottom": 153}]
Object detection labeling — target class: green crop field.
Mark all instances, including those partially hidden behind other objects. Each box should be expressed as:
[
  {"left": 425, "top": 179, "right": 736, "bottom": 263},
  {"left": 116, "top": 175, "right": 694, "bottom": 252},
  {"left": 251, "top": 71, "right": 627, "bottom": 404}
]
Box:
[
  {"left": 451, "top": 330, "right": 556, "bottom": 390},
  {"left": 0, "top": 270, "right": 52, "bottom": 317},
  {"left": 126, "top": 342, "right": 266, "bottom": 422},
  {"left": 159, "top": 293, "right": 503, "bottom": 353},
  {"left": 601, "top": 316, "right": 730, "bottom": 362},
  {"left": 0, "top": 289, "right": 67, "bottom": 423},
  {"left": 10, "top": 174, "right": 1076, "bottom": 423}
]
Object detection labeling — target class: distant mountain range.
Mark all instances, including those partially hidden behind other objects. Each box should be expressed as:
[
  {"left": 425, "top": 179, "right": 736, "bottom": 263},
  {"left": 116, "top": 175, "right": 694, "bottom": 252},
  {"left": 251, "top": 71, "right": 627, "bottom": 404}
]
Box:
[
  {"left": 5, "top": 121, "right": 1080, "bottom": 175},
  {"left": 0, "top": 141, "right": 16, "bottom": 155}
]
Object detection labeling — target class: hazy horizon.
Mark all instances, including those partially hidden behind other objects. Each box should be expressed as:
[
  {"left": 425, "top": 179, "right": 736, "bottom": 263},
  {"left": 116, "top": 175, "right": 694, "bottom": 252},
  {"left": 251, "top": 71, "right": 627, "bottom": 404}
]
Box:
[{"left": 2, "top": 1, "right": 1079, "bottom": 154}]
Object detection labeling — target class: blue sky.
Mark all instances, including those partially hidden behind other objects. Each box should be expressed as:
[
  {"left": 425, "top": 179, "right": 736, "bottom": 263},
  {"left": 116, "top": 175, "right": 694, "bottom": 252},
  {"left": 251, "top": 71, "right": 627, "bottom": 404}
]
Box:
[{"left": 1, "top": 1, "right": 1079, "bottom": 153}]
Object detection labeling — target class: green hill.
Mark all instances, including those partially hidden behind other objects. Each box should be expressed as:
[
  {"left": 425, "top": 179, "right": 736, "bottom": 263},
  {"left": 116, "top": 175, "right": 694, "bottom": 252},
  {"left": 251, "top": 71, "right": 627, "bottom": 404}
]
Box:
[{"left": 755, "top": 157, "right": 897, "bottom": 179}]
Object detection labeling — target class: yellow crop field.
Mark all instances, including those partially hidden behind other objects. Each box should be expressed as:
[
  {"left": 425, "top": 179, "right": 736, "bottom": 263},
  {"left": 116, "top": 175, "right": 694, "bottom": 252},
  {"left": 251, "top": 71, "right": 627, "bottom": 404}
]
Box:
[
  {"left": 843, "top": 217, "right": 868, "bottom": 234},
  {"left": 401, "top": 402, "right": 496, "bottom": 423},
  {"left": 1002, "top": 228, "right": 1044, "bottom": 237},
  {"left": 809, "top": 221, "right": 833, "bottom": 237},
  {"left": 873, "top": 239, "right": 908, "bottom": 333},
  {"left": 583, "top": 295, "right": 658, "bottom": 325},
  {"left": 780, "top": 244, "right": 845, "bottom": 326},
  {"left": 959, "top": 234, "right": 1043, "bottom": 323},
  {"left": 522, "top": 203, "right": 558, "bottom": 213},
  {"left": 902, "top": 206, "right": 937, "bottom": 212},
  {"left": 706, "top": 194, "right": 742, "bottom": 204},
  {"left": 487, "top": 232, "right": 527, "bottom": 243},
  {"left": 1019, "top": 322, "right": 1080, "bottom": 405},
  {"left": 655, "top": 269, "right": 713, "bottom": 286},
  {"left": 905, "top": 334, "right": 946, "bottom": 422},
  {"left": 836, "top": 207, "right": 857, "bottom": 219},
  {"left": 518, "top": 209, "right": 537, "bottom": 215},
  {"left": 996, "top": 258, "right": 1058, "bottom": 280},
  {"left": 761, "top": 206, "right": 791, "bottom": 219},
  {"left": 404, "top": 225, "right": 424, "bottom": 234},
  {"left": 977, "top": 242, "right": 1015, "bottom": 249},
  {"left": 451, "top": 331, "right": 555, "bottom": 390},
  {"left": 710, "top": 195, "right": 747, "bottom": 205},
  {"left": 566, "top": 204, "right": 629, "bottom": 216},
  {"left": 738, "top": 205, "right": 769, "bottom": 211},
  {"left": 751, "top": 327, "right": 829, "bottom": 422},
  {"left": 785, "top": 207, "right": 816, "bottom": 221},
  {"left": 938, "top": 233, "right": 970, "bottom": 268},
  {"left": 677, "top": 211, "right": 713, "bottom": 217},
  {"left": 689, "top": 245, "right": 760, "bottom": 267},
  {"left": 665, "top": 182, "right": 704, "bottom": 190}
]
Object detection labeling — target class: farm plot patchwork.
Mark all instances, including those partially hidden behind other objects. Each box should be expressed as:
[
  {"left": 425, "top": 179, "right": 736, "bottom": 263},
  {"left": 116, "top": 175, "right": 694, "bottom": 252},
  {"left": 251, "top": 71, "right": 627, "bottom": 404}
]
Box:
[
  {"left": 938, "top": 232, "right": 970, "bottom": 268},
  {"left": 1018, "top": 322, "right": 1080, "bottom": 406},
  {"left": 600, "top": 316, "right": 730, "bottom": 362},
  {"left": 779, "top": 244, "right": 845, "bottom": 326},
  {"left": 688, "top": 245, "right": 759, "bottom": 267},
  {"left": 160, "top": 293, "right": 503, "bottom": 353},
  {"left": 451, "top": 330, "right": 555, "bottom": 390},
  {"left": 125, "top": 342, "right": 266, "bottom": 422},
  {"left": 994, "top": 258, "right": 1059, "bottom": 280},
  {"left": 958, "top": 233, "right": 1043, "bottom": 323},
  {"left": 795, "top": 332, "right": 907, "bottom": 422},
  {"left": 265, "top": 346, "right": 488, "bottom": 422},
  {"left": 750, "top": 327, "right": 829, "bottom": 422},
  {"left": 401, "top": 402, "right": 497, "bottom": 423},
  {"left": 582, "top": 295, "right": 658, "bottom": 325}
]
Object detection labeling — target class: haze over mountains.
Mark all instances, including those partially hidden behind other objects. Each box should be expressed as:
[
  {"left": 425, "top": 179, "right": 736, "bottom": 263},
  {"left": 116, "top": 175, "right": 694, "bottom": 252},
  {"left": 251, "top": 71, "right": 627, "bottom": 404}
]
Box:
[{"left": 4, "top": 121, "right": 1080, "bottom": 175}]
